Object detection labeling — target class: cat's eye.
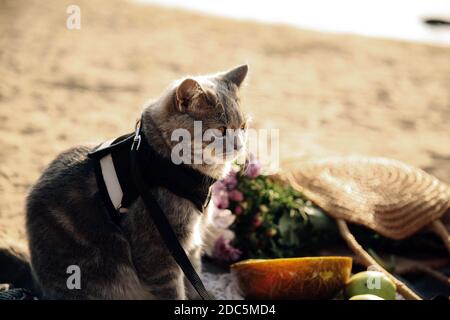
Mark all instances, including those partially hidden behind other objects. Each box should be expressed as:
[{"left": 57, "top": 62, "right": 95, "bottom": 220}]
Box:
[{"left": 218, "top": 126, "right": 227, "bottom": 136}]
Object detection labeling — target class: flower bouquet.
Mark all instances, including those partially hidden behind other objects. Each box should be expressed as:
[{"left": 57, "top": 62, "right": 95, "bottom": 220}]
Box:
[{"left": 209, "top": 155, "right": 340, "bottom": 265}]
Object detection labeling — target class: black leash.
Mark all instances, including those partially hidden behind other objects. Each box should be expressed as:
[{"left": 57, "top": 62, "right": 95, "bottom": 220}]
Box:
[{"left": 129, "top": 121, "right": 214, "bottom": 300}]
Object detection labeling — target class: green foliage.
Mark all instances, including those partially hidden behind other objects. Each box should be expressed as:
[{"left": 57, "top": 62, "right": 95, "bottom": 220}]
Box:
[{"left": 229, "top": 173, "right": 340, "bottom": 259}]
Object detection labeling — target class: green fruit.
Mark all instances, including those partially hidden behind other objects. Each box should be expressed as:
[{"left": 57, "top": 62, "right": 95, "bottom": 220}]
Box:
[
  {"left": 349, "top": 294, "right": 384, "bottom": 300},
  {"left": 344, "top": 271, "right": 396, "bottom": 300}
]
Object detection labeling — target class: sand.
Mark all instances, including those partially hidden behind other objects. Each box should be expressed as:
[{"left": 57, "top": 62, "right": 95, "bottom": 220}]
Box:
[{"left": 0, "top": 0, "right": 449, "bottom": 245}]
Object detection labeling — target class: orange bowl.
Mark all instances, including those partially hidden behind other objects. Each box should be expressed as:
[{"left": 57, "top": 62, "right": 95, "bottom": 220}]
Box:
[{"left": 231, "top": 256, "right": 352, "bottom": 300}]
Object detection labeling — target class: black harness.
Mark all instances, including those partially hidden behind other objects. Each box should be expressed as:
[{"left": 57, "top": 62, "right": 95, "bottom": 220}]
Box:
[{"left": 88, "top": 120, "right": 216, "bottom": 300}]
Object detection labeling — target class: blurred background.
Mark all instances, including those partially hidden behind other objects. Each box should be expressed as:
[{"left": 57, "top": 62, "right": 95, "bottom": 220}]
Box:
[
  {"left": 0, "top": 0, "right": 449, "bottom": 243},
  {"left": 145, "top": 0, "right": 450, "bottom": 45}
]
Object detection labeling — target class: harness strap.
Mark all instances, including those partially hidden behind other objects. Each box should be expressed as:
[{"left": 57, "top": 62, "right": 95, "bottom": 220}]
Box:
[{"left": 130, "top": 129, "right": 214, "bottom": 300}]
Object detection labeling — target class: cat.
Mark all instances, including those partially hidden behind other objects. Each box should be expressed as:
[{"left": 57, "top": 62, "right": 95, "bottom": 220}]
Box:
[{"left": 25, "top": 65, "right": 249, "bottom": 299}]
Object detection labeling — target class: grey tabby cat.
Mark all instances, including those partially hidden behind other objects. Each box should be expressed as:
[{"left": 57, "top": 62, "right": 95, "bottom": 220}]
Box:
[{"left": 25, "top": 65, "right": 249, "bottom": 299}]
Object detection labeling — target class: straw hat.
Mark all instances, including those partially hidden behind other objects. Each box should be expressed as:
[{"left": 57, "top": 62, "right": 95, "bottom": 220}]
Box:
[
  {"left": 288, "top": 156, "right": 450, "bottom": 300},
  {"left": 289, "top": 156, "right": 450, "bottom": 240}
]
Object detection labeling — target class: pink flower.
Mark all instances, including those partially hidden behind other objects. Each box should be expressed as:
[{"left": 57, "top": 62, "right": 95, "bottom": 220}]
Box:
[
  {"left": 253, "top": 215, "right": 263, "bottom": 228},
  {"left": 211, "top": 181, "right": 230, "bottom": 209},
  {"left": 228, "top": 190, "right": 244, "bottom": 202},
  {"left": 234, "top": 206, "right": 243, "bottom": 215},
  {"left": 212, "top": 190, "right": 229, "bottom": 209},
  {"left": 245, "top": 154, "right": 261, "bottom": 178},
  {"left": 212, "top": 180, "right": 226, "bottom": 194},
  {"left": 223, "top": 170, "right": 238, "bottom": 190},
  {"left": 212, "top": 235, "right": 242, "bottom": 263}
]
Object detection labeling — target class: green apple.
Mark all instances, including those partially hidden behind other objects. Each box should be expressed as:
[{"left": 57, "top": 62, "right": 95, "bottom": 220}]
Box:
[
  {"left": 344, "top": 271, "right": 396, "bottom": 300},
  {"left": 349, "top": 294, "right": 384, "bottom": 300}
]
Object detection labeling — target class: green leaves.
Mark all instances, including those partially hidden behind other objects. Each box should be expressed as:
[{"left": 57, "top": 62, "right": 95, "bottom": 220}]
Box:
[
  {"left": 229, "top": 173, "right": 339, "bottom": 260},
  {"left": 278, "top": 212, "right": 291, "bottom": 237}
]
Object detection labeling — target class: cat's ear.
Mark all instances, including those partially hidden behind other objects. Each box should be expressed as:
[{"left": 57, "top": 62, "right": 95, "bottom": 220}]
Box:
[
  {"left": 175, "top": 78, "right": 205, "bottom": 113},
  {"left": 223, "top": 64, "right": 248, "bottom": 87}
]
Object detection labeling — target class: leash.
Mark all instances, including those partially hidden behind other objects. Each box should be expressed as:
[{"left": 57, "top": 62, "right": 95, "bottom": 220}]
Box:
[{"left": 129, "top": 120, "right": 214, "bottom": 300}]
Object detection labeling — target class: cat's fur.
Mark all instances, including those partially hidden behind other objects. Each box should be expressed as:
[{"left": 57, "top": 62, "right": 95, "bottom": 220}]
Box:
[{"left": 25, "top": 65, "right": 248, "bottom": 299}]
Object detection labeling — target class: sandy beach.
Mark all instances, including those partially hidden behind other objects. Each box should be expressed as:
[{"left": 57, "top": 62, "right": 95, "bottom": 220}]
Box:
[{"left": 0, "top": 0, "right": 449, "bottom": 246}]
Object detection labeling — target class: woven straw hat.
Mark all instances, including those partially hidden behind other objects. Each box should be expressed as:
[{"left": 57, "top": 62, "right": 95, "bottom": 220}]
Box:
[
  {"left": 288, "top": 156, "right": 450, "bottom": 240},
  {"left": 287, "top": 156, "right": 450, "bottom": 300}
]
